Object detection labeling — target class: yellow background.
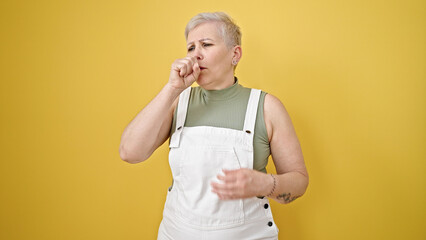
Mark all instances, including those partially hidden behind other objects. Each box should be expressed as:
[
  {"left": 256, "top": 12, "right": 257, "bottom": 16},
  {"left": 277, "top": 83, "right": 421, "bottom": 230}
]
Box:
[{"left": 1, "top": 0, "right": 425, "bottom": 239}]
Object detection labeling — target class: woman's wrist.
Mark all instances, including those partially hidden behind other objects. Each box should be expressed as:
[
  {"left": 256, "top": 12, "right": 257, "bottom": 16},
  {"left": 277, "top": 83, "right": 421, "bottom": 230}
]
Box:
[
  {"left": 257, "top": 172, "right": 276, "bottom": 197},
  {"left": 164, "top": 83, "right": 184, "bottom": 99},
  {"left": 265, "top": 174, "right": 277, "bottom": 197}
]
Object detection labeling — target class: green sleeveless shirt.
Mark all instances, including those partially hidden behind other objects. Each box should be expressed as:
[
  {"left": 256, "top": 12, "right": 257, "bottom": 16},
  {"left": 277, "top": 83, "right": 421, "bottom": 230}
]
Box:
[{"left": 170, "top": 77, "right": 270, "bottom": 173}]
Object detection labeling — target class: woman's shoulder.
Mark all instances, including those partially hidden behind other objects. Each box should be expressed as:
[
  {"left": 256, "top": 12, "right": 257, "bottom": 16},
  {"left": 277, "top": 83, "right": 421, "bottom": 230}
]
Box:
[
  {"left": 264, "top": 93, "right": 285, "bottom": 108},
  {"left": 263, "top": 93, "right": 294, "bottom": 141}
]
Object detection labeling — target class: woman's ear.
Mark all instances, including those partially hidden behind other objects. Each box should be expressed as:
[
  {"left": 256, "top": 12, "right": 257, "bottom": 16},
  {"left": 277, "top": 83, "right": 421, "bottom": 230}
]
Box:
[{"left": 232, "top": 45, "right": 242, "bottom": 64}]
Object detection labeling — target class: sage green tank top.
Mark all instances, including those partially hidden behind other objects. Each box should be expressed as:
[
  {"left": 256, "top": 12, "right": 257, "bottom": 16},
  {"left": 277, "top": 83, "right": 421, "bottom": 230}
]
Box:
[{"left": 170, "top": 77, "right": 270, "bottom": 173}]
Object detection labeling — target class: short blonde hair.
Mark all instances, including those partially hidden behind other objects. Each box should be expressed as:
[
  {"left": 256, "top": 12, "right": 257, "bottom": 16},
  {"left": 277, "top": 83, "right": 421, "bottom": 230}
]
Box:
[{"left": 185, "top": 12, "right": 241, "bottom": 49}]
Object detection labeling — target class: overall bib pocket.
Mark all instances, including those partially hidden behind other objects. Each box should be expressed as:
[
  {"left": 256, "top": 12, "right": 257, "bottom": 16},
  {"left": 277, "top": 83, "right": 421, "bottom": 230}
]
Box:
[{"left": 177, "top": 146, "right": 244, "bottom": 227}]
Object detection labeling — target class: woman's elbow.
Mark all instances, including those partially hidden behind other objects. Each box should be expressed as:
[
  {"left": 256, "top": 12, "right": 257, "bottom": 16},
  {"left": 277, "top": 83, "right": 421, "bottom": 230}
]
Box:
[
  {"left": 277, "top": 172, "right": 309, "bottom": 205},
  {"left": 119, "top": 144, "right": 149, "bottom": 164},
  {"left": 298, "top": 172, "right": 310, "bottom": 198},
  {"left": 302, "top": 171, "right": 309, "bottom": 190}
]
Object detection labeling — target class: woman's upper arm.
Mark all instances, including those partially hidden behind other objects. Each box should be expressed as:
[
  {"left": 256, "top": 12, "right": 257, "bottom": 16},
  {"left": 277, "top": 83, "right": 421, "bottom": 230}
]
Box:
[
  {"left": 264, "top": 94, "right": 308, "bottom": 177},
  {"left": 152, "top": 96, "right": 179, "bottom": 151}
]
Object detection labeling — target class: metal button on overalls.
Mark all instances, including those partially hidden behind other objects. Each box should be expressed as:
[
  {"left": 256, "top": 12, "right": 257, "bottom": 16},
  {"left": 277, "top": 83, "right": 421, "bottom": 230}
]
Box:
[{"left": 158, "top": 87, "right": 279, "bottom": 240}]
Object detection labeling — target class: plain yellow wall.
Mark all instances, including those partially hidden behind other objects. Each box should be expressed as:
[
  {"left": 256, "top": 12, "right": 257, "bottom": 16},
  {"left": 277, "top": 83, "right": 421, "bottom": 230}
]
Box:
[{"left": 1, "top": 0, "right": 425, "bottom": 239}]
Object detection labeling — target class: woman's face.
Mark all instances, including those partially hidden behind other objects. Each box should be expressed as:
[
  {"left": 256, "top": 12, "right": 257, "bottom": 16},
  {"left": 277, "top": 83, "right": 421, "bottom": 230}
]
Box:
[{"left": 186, "top": 22, "right": 235, "bottom": 90}]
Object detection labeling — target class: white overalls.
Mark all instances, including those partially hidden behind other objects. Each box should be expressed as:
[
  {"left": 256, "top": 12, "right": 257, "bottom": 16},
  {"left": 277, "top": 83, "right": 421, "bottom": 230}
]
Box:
[{"left": 158, "top": 87, "right": 279, "bottom": 240}]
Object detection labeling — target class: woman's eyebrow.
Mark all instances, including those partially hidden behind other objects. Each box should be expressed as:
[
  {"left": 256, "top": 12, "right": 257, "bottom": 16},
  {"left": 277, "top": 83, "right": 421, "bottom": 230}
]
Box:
[{"left": 187, "top": 38, "right": 214, "bottom": 46}]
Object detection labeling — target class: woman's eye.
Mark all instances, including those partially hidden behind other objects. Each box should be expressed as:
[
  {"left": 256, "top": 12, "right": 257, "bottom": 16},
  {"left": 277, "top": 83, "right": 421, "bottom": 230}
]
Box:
[{"left": 187, "top": 43, "right": 211, "bottom": 52}]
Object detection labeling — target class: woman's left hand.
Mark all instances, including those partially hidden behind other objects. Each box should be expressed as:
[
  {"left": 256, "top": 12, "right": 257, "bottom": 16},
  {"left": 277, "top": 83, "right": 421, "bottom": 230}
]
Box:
[{"left": 210, "top": 168, "right": 272, "bottom": 200}]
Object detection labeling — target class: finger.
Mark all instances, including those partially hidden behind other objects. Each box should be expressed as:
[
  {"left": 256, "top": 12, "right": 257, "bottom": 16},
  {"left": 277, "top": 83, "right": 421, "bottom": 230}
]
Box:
[
  {"left": 171, "top": 63, "right": 181, "bottom": 72},
  {"left": 182, "top": 58, "right": 194, "bottom": 77},
  {"left": 189, "top": 56, "right": 198, "bottom": 65},
  {"left": 191, "top": 62, "right": 200, "bottom": 80},
  {"left": 185, "top": 55, "right": 198, "bottom": 64},
  {"left": 214, "top": 192, "right": 226, "bottom": 200},
  {"left": 211, "top": 181, "right": 223, "bottom": 190},
  {"left": 179, "top": 64, "right": 187, "bottom": 77},
  {"left": 221, "top": 169, "right": 239, "bottom": 179},
  {"left": 184, "top": 56, "right": 196, "bottom": 67},
  {"left": 212, "top": 185, "right": 240, "bottom": 200},
  {"left": 217, "top": 173, "right": 236, "bottom": 183},
  {"left": 212, "top": 188, "right": 231, "bottom": 199},
  {"left": 222, "top": 168, "right": 240, "bottom": 174},
  {"left": 184, "top": 62, "right": 200, "bottom": 85},
  {"left": 211, "top": 181, "right": 235, "bottom": 193},
  {"left": 217, "top": 174, "right": 226, "bottom": 181}
]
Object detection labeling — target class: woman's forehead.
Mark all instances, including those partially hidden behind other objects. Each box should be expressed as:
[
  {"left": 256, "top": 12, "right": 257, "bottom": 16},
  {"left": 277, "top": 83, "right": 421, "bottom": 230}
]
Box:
[{"left": 187, "top": 22, "right": 221, "bottom": 43}]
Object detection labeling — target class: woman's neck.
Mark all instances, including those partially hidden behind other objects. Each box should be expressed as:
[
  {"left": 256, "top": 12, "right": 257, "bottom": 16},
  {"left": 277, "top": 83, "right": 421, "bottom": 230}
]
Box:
[
  {"left": 200, "top": 72, "right": 236, "bottom": 90},
  {"left": 200, "top": 77, "right": 240, "bottom": 101}
]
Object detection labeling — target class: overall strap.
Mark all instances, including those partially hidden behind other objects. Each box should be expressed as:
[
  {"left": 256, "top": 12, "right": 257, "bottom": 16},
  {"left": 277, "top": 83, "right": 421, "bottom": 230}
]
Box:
[
  {"left": 243, "top": 89, "right": 261, "bottom": 135},
  {"left": 169, "top": 86, "right": 191, "bottom": 148}
]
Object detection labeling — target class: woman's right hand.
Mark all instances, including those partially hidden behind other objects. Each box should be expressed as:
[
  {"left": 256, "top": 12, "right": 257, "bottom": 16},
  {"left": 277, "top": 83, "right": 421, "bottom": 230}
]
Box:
[{"left": 168, "top": 56, "right": 201, "bottom": 92}]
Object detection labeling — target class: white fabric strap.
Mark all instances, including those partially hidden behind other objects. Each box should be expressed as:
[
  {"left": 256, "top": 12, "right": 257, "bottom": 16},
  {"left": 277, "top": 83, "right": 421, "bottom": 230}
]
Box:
[
  {"left": 169, "top": 87, "right": 191, "bottom": 148},
  {"left": 243, "top": 89, "right": 261, "bottom": 134}
]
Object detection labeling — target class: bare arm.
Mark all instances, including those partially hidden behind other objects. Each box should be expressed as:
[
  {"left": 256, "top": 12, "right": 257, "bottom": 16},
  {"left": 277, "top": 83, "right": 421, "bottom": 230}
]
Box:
[
  {"left": 119, "top": 56, "right": 200, "bottom": 163},
  {"left": 210, "top": 94, "right": 309, "bottom": 204},
  {"left": 264, "top": 93, "right": 309, "bottom": 204},
  {"left": 119, "top": 84, "right": 180, "bottom": 163}
]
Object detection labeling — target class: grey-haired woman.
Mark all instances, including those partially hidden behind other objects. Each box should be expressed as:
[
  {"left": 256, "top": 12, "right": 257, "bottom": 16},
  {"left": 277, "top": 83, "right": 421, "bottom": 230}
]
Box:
[{"left": 119, "top": 12, "right": 309, "bottom": 240}]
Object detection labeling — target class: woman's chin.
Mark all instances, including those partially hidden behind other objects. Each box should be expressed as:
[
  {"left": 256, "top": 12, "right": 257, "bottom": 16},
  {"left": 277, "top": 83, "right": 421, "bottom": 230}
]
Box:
[{"left": 196, "top": 76, "right": 207, "bottom": 86}]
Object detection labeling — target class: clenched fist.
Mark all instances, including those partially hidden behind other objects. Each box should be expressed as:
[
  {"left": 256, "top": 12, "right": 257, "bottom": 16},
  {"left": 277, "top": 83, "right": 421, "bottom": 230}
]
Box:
[{"left": 169, "top": 56, "right": 201, "bottom": 92}]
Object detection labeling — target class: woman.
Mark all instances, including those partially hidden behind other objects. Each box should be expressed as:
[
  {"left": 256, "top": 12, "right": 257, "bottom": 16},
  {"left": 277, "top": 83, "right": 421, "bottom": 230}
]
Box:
[{"left": 119, "top": 12, "right": 309, "bottom": 240}]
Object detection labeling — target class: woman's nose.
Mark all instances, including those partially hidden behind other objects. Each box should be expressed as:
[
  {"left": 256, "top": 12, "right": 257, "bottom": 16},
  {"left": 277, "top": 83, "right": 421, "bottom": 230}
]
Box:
[{"left": 190, "top": 49, "right": 203, "bottom": 60}]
